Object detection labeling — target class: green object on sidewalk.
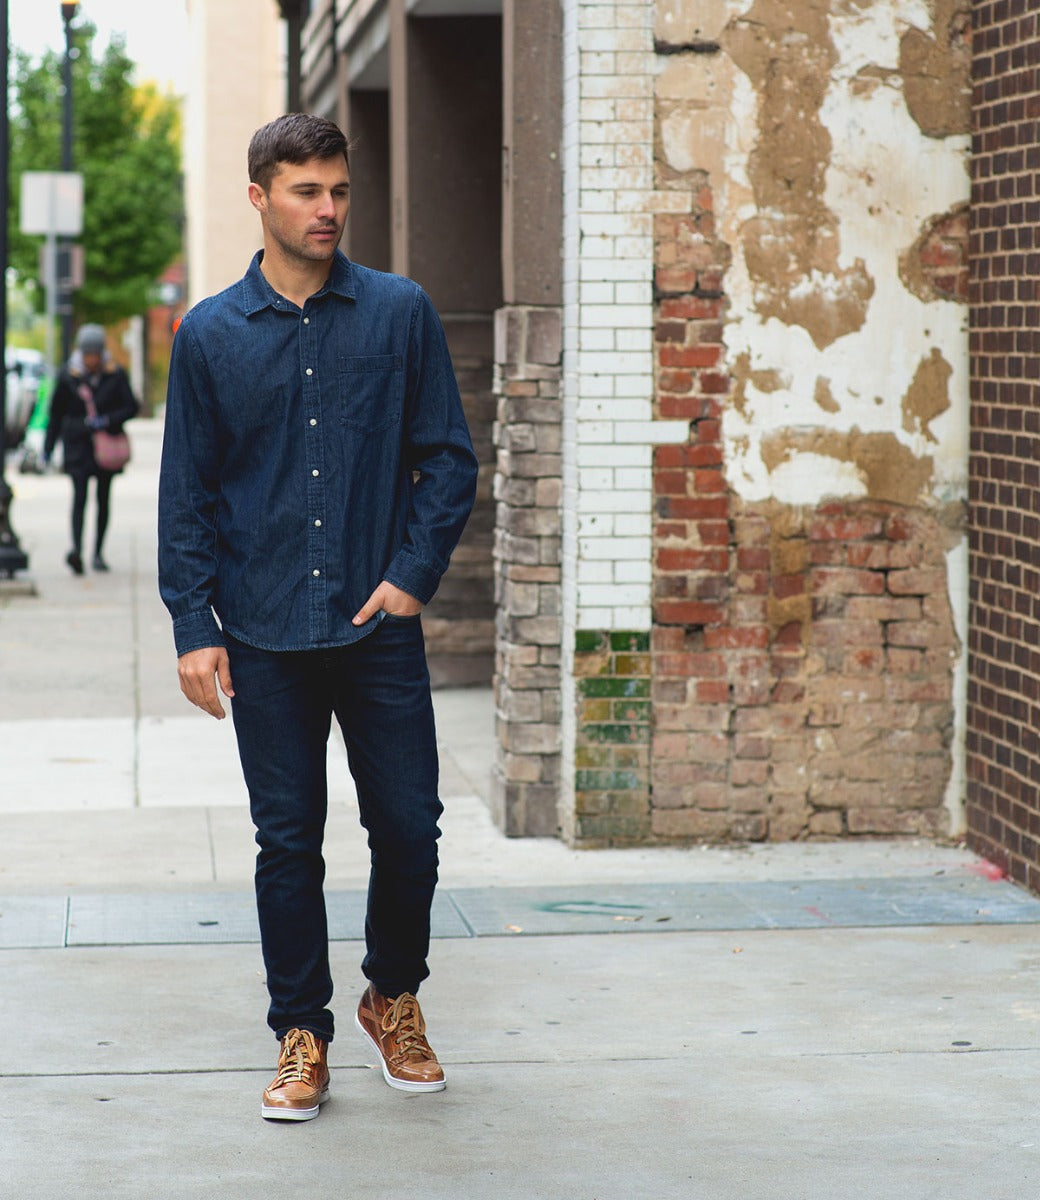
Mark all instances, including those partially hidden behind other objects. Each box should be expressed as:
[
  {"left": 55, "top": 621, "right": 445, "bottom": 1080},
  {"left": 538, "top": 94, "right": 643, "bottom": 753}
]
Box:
[{"left": 26, "top": 376, "right": 53, "bottom": 432}]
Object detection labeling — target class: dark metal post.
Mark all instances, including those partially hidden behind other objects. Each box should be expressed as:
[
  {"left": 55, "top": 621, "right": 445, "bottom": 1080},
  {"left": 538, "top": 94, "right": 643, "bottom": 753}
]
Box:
[
  {"left": 58, "top": 2, "right": 77, "bottom": 368},
  {"left": 0, "top": 0, "right": 30, "bottom": 578},
  {"left": 278, "top": 0, "right": 304, "bottom": 112}
]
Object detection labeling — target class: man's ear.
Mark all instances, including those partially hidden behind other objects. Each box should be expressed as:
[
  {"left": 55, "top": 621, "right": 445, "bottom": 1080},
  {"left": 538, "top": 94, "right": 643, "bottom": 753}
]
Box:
[{"left": 248, "top": 182, "right": 267, "bottom": 214}]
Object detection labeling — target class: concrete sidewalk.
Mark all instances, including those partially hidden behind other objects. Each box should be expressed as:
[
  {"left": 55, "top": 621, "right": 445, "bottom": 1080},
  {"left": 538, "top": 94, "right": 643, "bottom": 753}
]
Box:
[{"left": 1, "top": 423, "right": 1039, "bottom": 1199}]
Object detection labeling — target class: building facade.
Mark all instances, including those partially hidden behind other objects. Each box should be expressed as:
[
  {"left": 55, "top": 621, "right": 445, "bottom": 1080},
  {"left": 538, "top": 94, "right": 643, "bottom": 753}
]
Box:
[
  {"left": 966, "top": 1, "right": 1040, "bottom": 893},
  {"left": 184, "top": 0, "right": 285, "bottom": 304},
  {"left": 291, "top": 0, "right": 973, "bottom": 849}
]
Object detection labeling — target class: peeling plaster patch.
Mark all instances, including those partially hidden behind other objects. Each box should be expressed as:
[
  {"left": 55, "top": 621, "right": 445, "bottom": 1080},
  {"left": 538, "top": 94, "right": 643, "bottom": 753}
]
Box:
[
  {"left": 900, "top": 0, "right": 971, "bottom": 138},
  {"left": 764, "top": 450, "right": 867, "bottom": 505},
  {"left": 899, "top": 202, "right": 969, "bottom": 303},
  {"left": 760, "top": 428, "right": 934, "bottom": 505},
  {"left": 721, "top": 0, "right": 875, "bottom": 349},
  {"left": 902, "top": 348, "right": 952, "bottom": 443},
  {"left": 730, "top": 350, "right": 787, "bottom": 418},
  {"left": 814, "top": 377, "right": 840, "bottom": 413}
]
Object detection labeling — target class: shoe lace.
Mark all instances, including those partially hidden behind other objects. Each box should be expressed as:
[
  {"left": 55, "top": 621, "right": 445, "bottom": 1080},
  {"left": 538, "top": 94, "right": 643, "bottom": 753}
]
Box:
[
  {"left": 381, "top": 993, "right": 433, "bottom": 1060},
  {"left": 273, "top": 1028, "right": 321, "bottom": 1086}
]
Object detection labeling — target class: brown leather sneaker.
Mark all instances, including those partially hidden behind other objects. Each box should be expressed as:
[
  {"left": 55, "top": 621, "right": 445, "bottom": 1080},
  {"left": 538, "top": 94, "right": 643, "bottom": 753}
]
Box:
[
  {"left": 355, "top": 984, "right": 446, "bottom": 1092},
  {"left": 261, "top": 1028, "right": 330, "bottom": 1121}
]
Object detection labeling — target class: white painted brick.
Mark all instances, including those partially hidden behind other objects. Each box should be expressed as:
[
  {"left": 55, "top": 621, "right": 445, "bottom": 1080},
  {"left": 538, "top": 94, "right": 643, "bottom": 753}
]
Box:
[
  {"left": 579, "top": 281, "right": 617, "bottom": 304},
  {"left": 576, "top": 397, "right": 654, "bottom": 421},
  {"left": 581, "top": 51, "right": 617, "bottom": 74},
  {"left": 577, "top": 443, "right": 648, "bottom": 467},
  {"left": 580, "top": 258, "right": 649, "bottom": 282},
  {"left": 576, "top": 606, "right": 615, "bottom": 628},
  {"left": 614, "top": 233, "right": 654, "bottom": 256},
  {"left": 613, "top": 420, "right": 675, "bottom": 443},
  {"left": 616, "top": 52, "right": 654, "bottom": 76},
  {"left": 615, "top": 559, "right": 652, "bottom": 583},
  {"left": 577, "top": 582, "right": 650, "bottom": 608},
  {"left": 577, "top": 352, "right": 651, "bottom": 378},
  {"left": 579, "top": 375, "right": 617, "bottom": 397},
  {"left": 578, "top": 235, "right": 619, "bottom": 259},
  {"left": 577, "top": 512, "right": 615, "bottom": 538},
  {"left": 615, "top": 97, "right": 653, "bottom": 122},
  {"left": 615, "top": 328, "right": 653, "bottom": 353},
  {"left": 614, "top": 514, "right": 652, "bottom": 541},
  {"left": 579, "top": 467, "right": 616, "bottom": 491},
  {"left": 580, "top": 144, "right": 615, "bottom": 167},
  {"left": 580, "top": 191, "right": 617, "bottom": 213},
  {"left": 580, "top": 213, "right": 652, "bottom": 238},
  {"left": 578, "top": 559, "right": 614, "bottom": 582},
  {"left": 576, "top": 420, "right": 615, "bottom": 443},
  {"left": 614, "top": 468, "right": 653, "bottom": 492},
  {"left": 579, "top": 327, "right": 616, "bottom": 351},
  {"left": 609, "top": 605, "right": 652, "bottom": 630},
  {"left": 581, "top": 304, "right": 652, "bottom": 328},
  {"left": 614, "top": 281, "right": 653, "bottom": 306},
  {"left": 576, "top": 490, "right": 645, "bottom": 514}
]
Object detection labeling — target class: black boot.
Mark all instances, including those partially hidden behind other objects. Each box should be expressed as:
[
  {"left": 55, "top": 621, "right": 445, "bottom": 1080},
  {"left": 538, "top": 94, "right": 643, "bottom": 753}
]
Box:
[
  {"left": 66, "top": 550, "right": 84, "bottom": 575},
  {"left": 92, "top": 553, "right": 109, "bottom": 572}
]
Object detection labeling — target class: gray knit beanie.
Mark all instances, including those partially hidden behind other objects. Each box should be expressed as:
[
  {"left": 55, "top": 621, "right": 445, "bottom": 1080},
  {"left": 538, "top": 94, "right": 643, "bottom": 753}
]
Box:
[{"left": 75, "top": 324, "right": 107, "bottom": 354}]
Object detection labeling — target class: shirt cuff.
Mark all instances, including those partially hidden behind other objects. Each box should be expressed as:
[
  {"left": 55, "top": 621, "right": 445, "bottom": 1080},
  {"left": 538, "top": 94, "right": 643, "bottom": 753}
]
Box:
[
  {"left": 383, "top": 550, "right": 441, "bottom": 607},
  {"left": 172, "top": 609, "right": 225, "bottom": 657}
]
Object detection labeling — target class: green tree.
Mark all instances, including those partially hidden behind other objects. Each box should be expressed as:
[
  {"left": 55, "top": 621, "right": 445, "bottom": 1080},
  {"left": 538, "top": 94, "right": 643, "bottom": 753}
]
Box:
[{"left": 8, "top": 22, "right": 183, "bottom": 327}]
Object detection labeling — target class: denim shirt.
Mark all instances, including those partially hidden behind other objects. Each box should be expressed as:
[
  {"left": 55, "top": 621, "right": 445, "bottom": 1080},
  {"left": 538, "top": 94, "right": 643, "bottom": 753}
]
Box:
[{"left": 158, "top": 250, "right": 478, "bottom": 655}]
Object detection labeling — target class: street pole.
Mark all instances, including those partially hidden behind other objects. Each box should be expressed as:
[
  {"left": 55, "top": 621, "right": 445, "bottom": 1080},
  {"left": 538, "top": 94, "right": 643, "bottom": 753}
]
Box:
[
  {"left": 0, "top": 0, "right": 31, "bottom": 578},
  {"left": 59, "top": 1, "right": 78, "bottom": 368}
]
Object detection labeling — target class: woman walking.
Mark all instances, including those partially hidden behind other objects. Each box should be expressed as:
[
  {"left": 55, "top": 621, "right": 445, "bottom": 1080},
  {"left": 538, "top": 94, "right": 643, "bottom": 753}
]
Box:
[{"left": 45, "top": 324, "right": 139, "bottom": 574}]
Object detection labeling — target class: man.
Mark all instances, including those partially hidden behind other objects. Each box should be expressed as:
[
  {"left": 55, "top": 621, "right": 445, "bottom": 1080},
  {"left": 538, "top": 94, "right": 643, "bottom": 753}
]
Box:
[{"left": 158, "top": 113, "right": 478, "bottom": 1121}]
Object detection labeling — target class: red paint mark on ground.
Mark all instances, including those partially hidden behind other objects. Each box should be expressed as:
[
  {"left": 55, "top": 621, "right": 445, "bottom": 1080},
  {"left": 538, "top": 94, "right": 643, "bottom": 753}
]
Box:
[
  {"left": 804, "top": 906, "right": 837, "bottom": 924},
  {"left": 962, "top": 859, "right": 1007, "bottom": 882}
]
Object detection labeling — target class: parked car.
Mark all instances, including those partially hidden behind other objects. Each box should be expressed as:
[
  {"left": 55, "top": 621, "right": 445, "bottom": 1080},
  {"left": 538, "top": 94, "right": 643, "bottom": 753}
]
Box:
[{"left": 4, "top": 348, "right": 46, "bottom": 450}]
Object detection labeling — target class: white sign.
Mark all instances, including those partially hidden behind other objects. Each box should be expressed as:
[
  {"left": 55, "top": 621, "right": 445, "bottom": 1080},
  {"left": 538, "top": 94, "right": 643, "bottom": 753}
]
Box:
[{"left": 19, "top": 171, "right": 84, "bottom": 236}]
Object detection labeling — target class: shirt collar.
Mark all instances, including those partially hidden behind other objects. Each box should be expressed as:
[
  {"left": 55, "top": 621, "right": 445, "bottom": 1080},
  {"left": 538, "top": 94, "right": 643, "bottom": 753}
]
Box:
[{"left": 239, "top": 248, "right": 357, "bottom": 315}]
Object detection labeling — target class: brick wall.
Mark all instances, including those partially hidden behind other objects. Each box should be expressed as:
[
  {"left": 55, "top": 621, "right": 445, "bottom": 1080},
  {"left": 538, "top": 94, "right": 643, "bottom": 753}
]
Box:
[
  {"left": 648, "top": 193, "right": 956, "bottom": 843},
  {"left": 424, "top": 323, "right": 495, "bottom": 688},
  {"left": 966, "top": 1, "right": 1040, "bottom": 889},
  {"left": 491, "top": 306, "right": 564, "bottom": 836}
]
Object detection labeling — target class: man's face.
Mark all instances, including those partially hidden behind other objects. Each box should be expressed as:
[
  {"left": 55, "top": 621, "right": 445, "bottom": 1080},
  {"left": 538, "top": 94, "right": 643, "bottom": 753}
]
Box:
[
  {"left": 82, "top": 351, "right": 103, "bottom": 373},
  {"left": 249, "top": 156, "right": 351, "bottom": 264}
]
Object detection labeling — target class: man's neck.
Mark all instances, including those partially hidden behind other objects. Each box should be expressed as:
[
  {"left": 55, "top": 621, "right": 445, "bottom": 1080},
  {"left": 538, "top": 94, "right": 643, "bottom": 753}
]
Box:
[{"left": 258, "top": 246, "right": 332, "bottom": 309}]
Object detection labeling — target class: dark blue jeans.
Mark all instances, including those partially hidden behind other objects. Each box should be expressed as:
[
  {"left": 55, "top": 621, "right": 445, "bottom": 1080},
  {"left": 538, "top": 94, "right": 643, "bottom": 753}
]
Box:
[{"left": 225, "top": 615, "right": 442, "bottom": 1043}]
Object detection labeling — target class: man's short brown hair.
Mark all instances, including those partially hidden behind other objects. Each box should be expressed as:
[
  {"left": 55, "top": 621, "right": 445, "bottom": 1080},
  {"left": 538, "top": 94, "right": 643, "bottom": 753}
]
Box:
[{"left": 247, "top": 113, "right": 350, "bottom": 194}]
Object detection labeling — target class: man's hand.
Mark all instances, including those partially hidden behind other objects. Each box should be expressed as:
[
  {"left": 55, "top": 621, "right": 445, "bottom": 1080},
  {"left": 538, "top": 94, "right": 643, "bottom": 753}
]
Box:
[
  {"left": 353, "top": 580, "right": 423, "bottom": 625},
  {"left": 177, "top": 645, "right": 234, "bottom": 719}
]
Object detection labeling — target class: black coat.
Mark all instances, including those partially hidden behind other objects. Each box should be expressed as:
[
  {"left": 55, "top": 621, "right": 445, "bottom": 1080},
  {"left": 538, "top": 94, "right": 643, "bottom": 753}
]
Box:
[{"left": 45, "top": 359, "right": 139, "bottom": 476}]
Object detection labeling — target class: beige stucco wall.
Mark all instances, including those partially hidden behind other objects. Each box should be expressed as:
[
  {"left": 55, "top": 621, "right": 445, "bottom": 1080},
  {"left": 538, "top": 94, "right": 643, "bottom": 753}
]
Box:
[{"left": 184, "top": 0, "right": 286, "bottom": 305}]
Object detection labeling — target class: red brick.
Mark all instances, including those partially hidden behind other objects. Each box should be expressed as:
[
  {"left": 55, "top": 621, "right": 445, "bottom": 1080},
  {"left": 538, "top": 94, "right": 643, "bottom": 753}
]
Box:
[
  {"left": 704, "top": 626, "right": 770, "bottom": 649},
  {"left": 658, "top": 345, "right": 723, "bottom": 369},
  {"left": 657, "top": 547, "right": 728, "bottom": 571},
  {"left": 655, "top": 600, "right": 726, "bottom": 625},
  {"left": 809, "top": 514, "right": 886, "bottom": 541}
]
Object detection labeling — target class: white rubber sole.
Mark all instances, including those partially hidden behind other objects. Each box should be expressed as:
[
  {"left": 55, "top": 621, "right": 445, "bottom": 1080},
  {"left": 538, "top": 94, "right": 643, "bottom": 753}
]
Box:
[
  {"left": 354, "top": 1013, "right": 446, "bottom": 1092},
  {"left": 261, "top": 1085, "right": 330, "bottom": 1121}
]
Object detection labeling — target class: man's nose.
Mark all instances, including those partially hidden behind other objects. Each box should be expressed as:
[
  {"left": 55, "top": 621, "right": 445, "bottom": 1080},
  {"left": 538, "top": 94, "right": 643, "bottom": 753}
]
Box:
[{"left": 316, "top": 192, "right": 337, "bottom": 218}]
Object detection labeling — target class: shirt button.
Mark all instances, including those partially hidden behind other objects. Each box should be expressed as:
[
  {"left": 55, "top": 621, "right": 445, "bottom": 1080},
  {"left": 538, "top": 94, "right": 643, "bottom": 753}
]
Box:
[
  {"left": 309, "top": 418, "right": 317, "bottom": 426},
  {"left": 312, "top": 469, "right": 319, "bottom": 477},
  {"left": 306, "top": 368, "right": 313, "bottom": 376},
  {"left": 303, "top": 317, "right": 310, "bottom": 325},
  {"left": 314, "top": 519, "right": 322, "bottom": 527},
  {"left": 313, "top": 569, "right": 320, "bottom": 577}
]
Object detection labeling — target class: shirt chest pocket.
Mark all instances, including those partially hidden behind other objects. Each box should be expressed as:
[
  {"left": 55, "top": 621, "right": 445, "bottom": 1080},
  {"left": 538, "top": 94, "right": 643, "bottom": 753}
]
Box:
[{"left": 338, "top": 354, "right": 403, "bottom": 433}]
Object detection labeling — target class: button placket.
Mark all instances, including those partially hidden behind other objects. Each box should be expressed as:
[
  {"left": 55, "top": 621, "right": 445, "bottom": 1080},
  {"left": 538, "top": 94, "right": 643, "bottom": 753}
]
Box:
[{"left": 302, "top": 305, "right": 327, "bottom": 641}]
